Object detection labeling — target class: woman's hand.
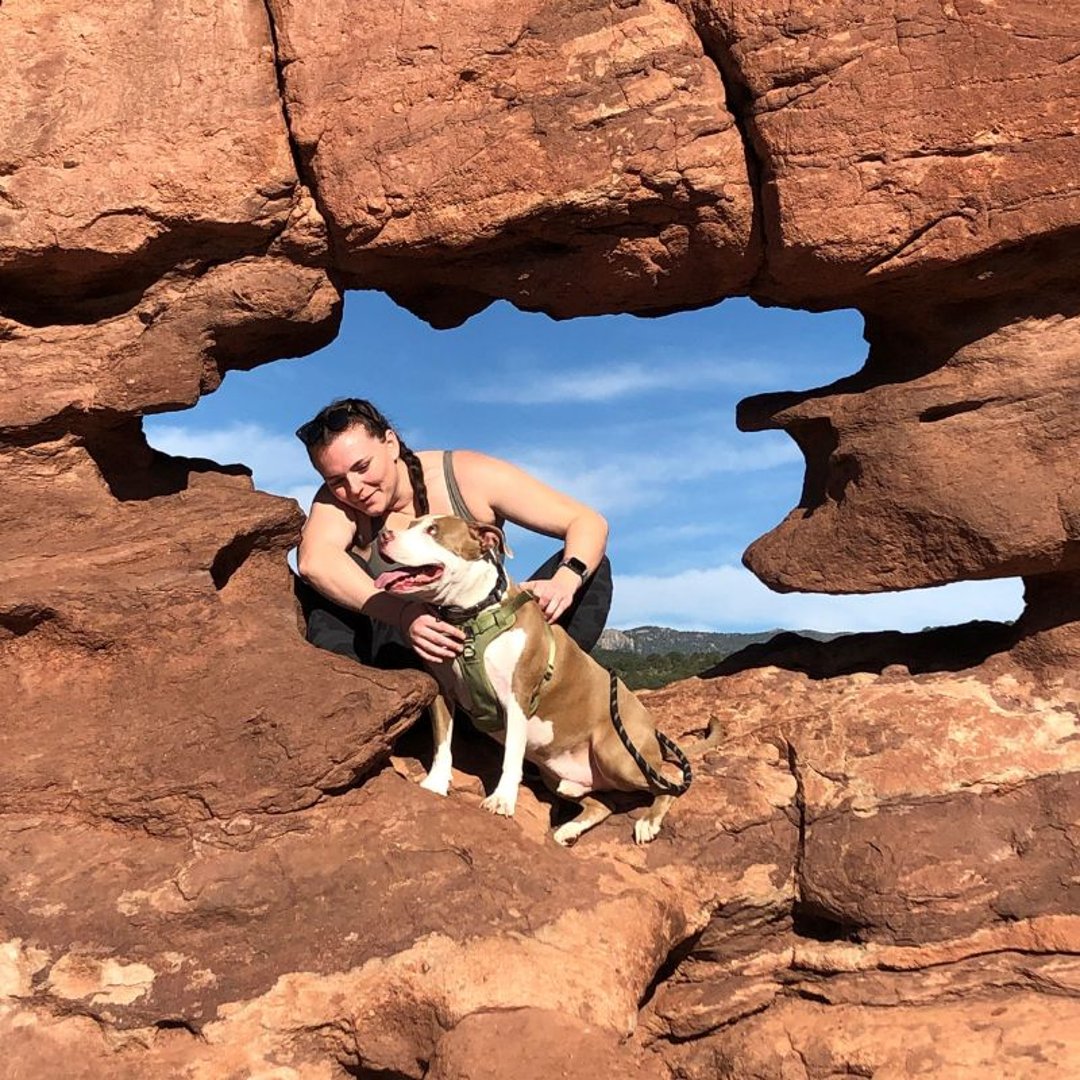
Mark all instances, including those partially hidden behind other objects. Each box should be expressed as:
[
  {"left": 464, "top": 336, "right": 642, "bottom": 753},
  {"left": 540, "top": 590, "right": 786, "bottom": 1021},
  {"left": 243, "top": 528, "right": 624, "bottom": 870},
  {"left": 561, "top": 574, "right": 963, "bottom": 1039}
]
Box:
[
  {"left": 520, "top": 569, "right": 580, "bottom": 624},
  {"left": 400, "top": 601, "right": 466, "bottom": 664}
]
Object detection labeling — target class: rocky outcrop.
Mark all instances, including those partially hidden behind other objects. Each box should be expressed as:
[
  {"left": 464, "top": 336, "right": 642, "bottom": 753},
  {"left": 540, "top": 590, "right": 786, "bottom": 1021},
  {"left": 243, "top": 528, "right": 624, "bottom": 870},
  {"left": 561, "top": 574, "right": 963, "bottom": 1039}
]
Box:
[
  {"left": 2, "top": 0, "right": 1079, "bottom": 1077},
  {"left": 267, "top": 0, "right": 757, "bottom": 326},
  {"left": 1, "top": 429, "right": 432, "bottom": 833},
  {"left": 679, "top": 0, "right": 1080, "bottom": 307},
  {"left": 0, "top": 0, "right": 340, "bottom": 432},
  {"left": 7, "top": 640, "right": 1077, "bottom": 1078},
  {"left": 640, "top": 649, "right": 1080, "bottom": 1078},
  {"left": 739, "top": 290, "right": 1080, "bottom": 588},
  {"left": 0, "top": 703, "right": 793, "bottom": 1077}
]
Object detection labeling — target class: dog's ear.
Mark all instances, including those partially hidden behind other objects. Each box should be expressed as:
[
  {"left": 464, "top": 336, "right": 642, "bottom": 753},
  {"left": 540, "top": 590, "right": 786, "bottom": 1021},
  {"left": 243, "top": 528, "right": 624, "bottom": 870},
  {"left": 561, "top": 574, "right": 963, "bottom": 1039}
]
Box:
[{"left": 470, "top": 523, "right": 513, "bottom": 559}]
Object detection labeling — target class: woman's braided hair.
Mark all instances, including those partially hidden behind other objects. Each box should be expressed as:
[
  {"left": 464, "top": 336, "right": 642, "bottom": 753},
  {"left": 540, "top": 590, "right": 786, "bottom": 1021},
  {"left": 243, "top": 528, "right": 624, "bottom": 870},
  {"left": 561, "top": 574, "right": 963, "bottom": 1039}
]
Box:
[
  {"left": 401, "top": 443, "right": 429, "bottom": 516},
  {"left": 298, "top": 397, "right": 429, "bottom": 515}
]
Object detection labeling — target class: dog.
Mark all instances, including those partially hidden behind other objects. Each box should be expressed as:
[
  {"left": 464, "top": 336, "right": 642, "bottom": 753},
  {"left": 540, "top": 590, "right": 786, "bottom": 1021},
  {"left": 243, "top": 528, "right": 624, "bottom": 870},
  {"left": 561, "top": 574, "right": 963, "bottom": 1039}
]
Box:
[{"left": 374, "top": 514, "right": 690, "bottom": 845}]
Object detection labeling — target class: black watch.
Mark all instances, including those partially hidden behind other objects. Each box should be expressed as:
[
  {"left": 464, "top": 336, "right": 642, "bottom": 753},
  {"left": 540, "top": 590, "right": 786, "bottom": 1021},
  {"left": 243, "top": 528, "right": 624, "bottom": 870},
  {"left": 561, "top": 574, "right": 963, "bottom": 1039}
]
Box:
[{"left": 559, "top": 556, "right": 589, "bottom": 581}]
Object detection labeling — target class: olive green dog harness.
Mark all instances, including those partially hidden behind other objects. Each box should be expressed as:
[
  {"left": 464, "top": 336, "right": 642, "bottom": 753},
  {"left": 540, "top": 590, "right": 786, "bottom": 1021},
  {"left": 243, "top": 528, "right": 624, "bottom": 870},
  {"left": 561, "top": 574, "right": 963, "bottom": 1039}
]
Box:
[{"left": 454, "top": 591, "right": 557, "bottom": 734}]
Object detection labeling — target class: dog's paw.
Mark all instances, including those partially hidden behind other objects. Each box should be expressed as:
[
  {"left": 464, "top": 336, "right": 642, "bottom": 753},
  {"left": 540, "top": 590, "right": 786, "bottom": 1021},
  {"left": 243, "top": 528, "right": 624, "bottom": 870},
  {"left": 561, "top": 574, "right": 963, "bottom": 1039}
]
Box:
[
  {"left": 634, "top": 816, "right": 662, "bottom": 844},
  {"left": 552, "top": 821, "right": 587, "bottom": 847},
  {"left": 419, "top": 772, "right": 450, "bottom": 797},
  {"left": 480, "top": 790, "right": 517, "bottom": 817}
]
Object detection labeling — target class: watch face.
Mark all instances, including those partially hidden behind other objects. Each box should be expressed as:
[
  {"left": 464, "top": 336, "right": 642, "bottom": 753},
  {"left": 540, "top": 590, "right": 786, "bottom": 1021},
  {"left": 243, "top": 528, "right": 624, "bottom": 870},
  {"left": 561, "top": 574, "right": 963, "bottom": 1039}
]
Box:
[{"left": 563, "top": 557, "right": 588, "bottom": 577}]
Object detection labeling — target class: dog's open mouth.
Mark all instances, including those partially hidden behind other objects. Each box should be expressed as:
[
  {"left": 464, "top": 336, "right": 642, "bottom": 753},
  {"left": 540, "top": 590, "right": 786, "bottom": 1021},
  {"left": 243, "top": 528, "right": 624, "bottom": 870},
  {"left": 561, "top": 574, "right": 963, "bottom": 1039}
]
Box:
[{"left": 374, "top": 565, "right": 444, "bottom": 593}]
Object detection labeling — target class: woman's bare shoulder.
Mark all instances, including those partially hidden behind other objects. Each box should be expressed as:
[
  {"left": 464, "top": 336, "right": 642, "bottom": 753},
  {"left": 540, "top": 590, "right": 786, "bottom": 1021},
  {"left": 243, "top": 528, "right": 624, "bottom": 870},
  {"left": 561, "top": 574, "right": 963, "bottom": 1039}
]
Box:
[
  {"left": 447, "top": 448, "right": 511, "bottom": 480},
  {"left": 445, "top": 449, "right": 517, "bottom": 494}
]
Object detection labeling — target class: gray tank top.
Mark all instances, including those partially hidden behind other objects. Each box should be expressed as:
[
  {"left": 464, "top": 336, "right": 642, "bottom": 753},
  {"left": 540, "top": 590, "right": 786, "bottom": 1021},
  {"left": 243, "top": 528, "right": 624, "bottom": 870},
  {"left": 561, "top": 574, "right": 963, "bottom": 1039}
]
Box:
[{"left": 356, "top": 451, "right": 477, "bottom": 578}]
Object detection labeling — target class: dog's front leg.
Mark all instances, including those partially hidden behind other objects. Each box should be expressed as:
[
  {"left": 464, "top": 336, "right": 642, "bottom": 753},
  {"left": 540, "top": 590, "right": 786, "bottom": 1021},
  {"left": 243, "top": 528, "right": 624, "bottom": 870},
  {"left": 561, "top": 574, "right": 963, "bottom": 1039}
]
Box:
[
  {"left": 480, "top": 695, "right": 527, "bottom": 817},
  {"left": 478, "top": 631, "right": 530, "bottom": 818},
  {"left": 419, "top": 693, "right": 454, "bottom": 796}
]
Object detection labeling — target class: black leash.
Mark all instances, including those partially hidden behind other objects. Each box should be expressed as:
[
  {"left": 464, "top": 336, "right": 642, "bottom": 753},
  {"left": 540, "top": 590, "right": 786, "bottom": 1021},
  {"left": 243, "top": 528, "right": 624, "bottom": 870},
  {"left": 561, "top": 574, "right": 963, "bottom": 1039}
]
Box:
[{"left": 607, "top": 671, "right": 692, "bottom": 796}]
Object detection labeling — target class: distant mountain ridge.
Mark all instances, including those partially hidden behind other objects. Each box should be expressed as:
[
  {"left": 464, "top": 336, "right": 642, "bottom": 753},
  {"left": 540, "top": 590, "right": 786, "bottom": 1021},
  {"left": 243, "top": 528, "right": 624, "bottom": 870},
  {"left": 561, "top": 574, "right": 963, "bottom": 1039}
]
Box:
[{"left": 598, "top": 625, "right": 843, "bottom": 656}]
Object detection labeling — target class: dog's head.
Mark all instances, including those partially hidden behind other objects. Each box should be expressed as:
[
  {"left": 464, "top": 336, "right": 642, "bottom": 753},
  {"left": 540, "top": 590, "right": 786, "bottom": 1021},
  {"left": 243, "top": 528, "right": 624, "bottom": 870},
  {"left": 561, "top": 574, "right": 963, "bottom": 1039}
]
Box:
[{"left": 374, "top": 515, "right": 511, "bottom": 605}]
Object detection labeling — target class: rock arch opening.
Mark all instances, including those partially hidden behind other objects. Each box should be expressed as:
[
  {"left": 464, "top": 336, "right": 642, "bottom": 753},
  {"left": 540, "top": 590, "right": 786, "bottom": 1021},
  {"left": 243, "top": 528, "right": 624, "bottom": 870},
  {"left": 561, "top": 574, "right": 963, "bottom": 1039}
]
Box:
[{"left": 144, "top": 289, "right": 1025, "bottom": 651}]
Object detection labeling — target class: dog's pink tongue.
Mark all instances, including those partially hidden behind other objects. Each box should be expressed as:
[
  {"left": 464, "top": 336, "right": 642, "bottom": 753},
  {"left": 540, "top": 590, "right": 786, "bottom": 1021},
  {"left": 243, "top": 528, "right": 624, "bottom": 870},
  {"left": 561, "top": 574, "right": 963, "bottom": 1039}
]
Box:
[{"left": 374, "top": 568, "right": 414, "bottom": 591}]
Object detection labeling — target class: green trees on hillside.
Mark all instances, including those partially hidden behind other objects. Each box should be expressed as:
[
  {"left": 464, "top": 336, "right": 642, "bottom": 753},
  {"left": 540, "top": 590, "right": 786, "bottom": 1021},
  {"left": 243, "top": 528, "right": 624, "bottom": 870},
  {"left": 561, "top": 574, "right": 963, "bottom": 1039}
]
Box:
[{"left": 592, "top": 649, "right": 727, "bottom": 690}]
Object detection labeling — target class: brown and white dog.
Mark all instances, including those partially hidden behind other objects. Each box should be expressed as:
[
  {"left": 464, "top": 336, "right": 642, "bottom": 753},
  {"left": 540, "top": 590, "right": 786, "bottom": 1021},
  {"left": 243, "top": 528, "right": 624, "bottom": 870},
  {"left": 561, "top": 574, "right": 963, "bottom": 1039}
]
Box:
[{"left": 375, "top": 514, "right": 688, "bottom": 845}]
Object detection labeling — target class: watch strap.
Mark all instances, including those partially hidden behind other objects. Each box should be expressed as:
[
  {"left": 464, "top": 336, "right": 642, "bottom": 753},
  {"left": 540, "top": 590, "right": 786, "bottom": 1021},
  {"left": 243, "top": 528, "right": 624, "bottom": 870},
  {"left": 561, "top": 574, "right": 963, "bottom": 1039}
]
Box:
[{"left": 559, "top": 556, "right": 589, "bottom": 581}]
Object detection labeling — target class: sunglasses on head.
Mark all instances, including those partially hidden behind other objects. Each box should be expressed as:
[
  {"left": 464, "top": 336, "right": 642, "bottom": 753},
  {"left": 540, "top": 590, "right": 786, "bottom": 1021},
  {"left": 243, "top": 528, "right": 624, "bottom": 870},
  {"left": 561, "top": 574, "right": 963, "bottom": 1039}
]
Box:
[{"left": 295, "top": 400, "right": 374, "bottom": 447}]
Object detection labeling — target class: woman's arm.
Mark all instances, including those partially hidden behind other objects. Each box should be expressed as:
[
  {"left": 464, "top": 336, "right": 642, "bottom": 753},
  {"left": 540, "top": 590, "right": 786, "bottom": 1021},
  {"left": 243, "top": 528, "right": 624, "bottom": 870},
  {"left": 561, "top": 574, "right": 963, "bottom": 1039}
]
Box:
[
  {"left": 296, "top": 487, "right": 464, "bottom": 661},
  {"left": 296, "top": 487, "right": 379, "bottom": 610},
  {"left": 452, "top": 451, "right": 610, "bottom": 622}
]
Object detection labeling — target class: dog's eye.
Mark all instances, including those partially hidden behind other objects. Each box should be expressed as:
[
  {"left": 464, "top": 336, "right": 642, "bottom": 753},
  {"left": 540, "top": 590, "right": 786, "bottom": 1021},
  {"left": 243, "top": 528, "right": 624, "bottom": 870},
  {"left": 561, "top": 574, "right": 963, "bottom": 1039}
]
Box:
[{"left": 426, "top": 523, "right": 438, "bottom": 536}]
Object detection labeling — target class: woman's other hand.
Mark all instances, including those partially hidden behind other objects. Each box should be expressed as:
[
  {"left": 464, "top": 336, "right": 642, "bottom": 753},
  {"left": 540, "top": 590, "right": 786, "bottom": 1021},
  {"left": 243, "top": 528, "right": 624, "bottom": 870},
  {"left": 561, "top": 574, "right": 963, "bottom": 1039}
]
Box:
[
  {"left": 400, "top": 602, "right": 466, "bottom": 664},
  {"left": 520, "top": 570, "right": 580, "bottom": 624}
]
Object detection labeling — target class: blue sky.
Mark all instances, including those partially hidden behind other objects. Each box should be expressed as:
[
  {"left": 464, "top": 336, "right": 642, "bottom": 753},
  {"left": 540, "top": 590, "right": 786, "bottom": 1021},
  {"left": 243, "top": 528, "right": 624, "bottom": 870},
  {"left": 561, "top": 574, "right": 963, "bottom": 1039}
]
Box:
[{"left": 146, "top": 291, "right": 1023, "bottom": 633}]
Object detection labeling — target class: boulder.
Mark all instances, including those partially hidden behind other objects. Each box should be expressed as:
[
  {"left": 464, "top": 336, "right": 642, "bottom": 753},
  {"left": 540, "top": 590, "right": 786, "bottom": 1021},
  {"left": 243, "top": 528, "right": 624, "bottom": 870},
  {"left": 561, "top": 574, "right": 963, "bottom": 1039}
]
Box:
[{"left": 268, "top": 0, "right": 757, "bottom": 324}]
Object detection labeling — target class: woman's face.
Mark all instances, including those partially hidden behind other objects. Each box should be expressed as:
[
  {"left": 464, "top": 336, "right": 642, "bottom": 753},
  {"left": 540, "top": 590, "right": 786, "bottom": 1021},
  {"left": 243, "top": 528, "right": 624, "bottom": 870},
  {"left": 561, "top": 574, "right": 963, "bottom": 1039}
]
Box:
[{"left": 312, "top": 425, "right": 401, "bottom": 517}]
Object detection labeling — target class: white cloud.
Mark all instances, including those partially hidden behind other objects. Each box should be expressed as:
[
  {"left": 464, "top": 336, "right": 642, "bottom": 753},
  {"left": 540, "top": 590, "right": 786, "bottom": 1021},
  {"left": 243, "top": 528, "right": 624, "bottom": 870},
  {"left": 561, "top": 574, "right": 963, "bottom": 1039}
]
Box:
[
  {"left": 609, "top": 564, "right": 1024, "bottom": 634},
  {"left": 618, "top": 520, "right": 746, "bottom": 548},
  {"left": 146, "top": 420, "right": 317, "bottom": 504},
  {"left": 502, "top": 439, "right": 801, "bottom": 515},
  {"left": 464, "top": 357, "right": 784, "bottom": 405}
]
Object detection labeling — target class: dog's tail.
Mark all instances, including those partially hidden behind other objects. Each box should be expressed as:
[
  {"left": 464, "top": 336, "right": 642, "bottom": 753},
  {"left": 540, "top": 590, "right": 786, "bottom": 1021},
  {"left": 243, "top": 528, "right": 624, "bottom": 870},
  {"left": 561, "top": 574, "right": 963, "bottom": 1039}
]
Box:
[{"left": 608, "top": 672, "right": 692, "bottom": 795}]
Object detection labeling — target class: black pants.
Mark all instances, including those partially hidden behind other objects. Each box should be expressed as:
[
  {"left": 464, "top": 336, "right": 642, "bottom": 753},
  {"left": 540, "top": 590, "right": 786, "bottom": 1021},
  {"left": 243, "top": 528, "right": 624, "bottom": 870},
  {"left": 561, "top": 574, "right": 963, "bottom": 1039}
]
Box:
[{"left": 294, "top": 552, "right": 613, "bottom": 669}]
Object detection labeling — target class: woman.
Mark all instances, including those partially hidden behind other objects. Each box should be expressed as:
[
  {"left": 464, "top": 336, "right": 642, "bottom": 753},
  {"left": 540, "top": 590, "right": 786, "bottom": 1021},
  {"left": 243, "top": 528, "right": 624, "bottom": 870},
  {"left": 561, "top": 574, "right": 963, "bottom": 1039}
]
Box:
[{"left": 293, "top": 398, "right": 612, "bottom": 667}]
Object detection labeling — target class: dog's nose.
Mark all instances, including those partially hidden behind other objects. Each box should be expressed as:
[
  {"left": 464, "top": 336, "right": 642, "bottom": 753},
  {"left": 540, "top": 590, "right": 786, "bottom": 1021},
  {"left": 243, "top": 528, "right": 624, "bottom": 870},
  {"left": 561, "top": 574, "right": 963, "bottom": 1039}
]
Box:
[{"left": 377, "top": 527, "right": 392, "bottom": 545}]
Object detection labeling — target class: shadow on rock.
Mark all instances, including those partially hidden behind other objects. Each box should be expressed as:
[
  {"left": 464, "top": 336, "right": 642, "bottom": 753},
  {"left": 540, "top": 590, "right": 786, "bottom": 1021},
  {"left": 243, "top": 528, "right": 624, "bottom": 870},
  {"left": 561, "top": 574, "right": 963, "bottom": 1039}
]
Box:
[{"left": 703, "top": 619, "right": 1018, "bottom": 680}]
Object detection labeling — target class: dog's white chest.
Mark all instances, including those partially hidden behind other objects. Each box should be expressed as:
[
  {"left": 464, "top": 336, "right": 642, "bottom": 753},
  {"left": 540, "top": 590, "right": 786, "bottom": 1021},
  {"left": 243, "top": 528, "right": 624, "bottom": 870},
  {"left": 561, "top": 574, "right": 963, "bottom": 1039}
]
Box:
[
  {"left": 483, "top": 628, "right": 527, "bottom": 702},
  {"left": 445, "top": 628, "right": 559, "bottom": 751}
]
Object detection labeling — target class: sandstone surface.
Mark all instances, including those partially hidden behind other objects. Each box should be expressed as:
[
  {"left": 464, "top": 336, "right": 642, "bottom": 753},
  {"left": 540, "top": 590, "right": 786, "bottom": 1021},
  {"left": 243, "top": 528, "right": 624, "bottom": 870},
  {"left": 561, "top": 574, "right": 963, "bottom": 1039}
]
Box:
[
  {"left": 680, "top": 0, "right": 1080, "bottom": 306},
  {"left": 740, "top": 288, "right": 1080, "bottom": 596},
  {"left": 2, "top": 0, "right": 1080, "bottom": 1076},
  {"left": 0, "top": 0, "right": 341, "bottom": 434},
  {"left": 1, "top": 431, "right": 432, "bottom": 834},
  {"left": 5, "top": 635, "right": 1078, "bottom": 1078},
  {"left": 0, "top": 1, "right": 297, "bottom": 310},
  {"left": 639, "top": 647, "right": 1080, "bottom": 1078},
  {"left": 0, "top": 687, "right": 793, "bottom": 1077},
  {"left": 268, "top": 0, "right": 758, "bottom": 325}
]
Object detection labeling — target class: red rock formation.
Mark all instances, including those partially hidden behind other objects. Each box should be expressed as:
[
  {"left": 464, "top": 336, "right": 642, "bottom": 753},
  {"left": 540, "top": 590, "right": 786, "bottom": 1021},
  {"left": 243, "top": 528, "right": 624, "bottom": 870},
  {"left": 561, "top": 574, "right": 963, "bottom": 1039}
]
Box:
[
  {"left": 640, "top": 663, "right": 1080, "bottom": 1077},
  {"left": 740, "top": 289, "right": 1080, "bottom": 590},
  {"left": 2, "top": 0, "right": 1079, "bottom": 1076},
  {"left": 679, "top": 0, "right": 1080, "bottom": 306},
  {"left": 267, "top": 0, "right": 757, "bottom": 326},
  {"left": 0, "top": 0, "right": 339, "bottom": 410}
]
